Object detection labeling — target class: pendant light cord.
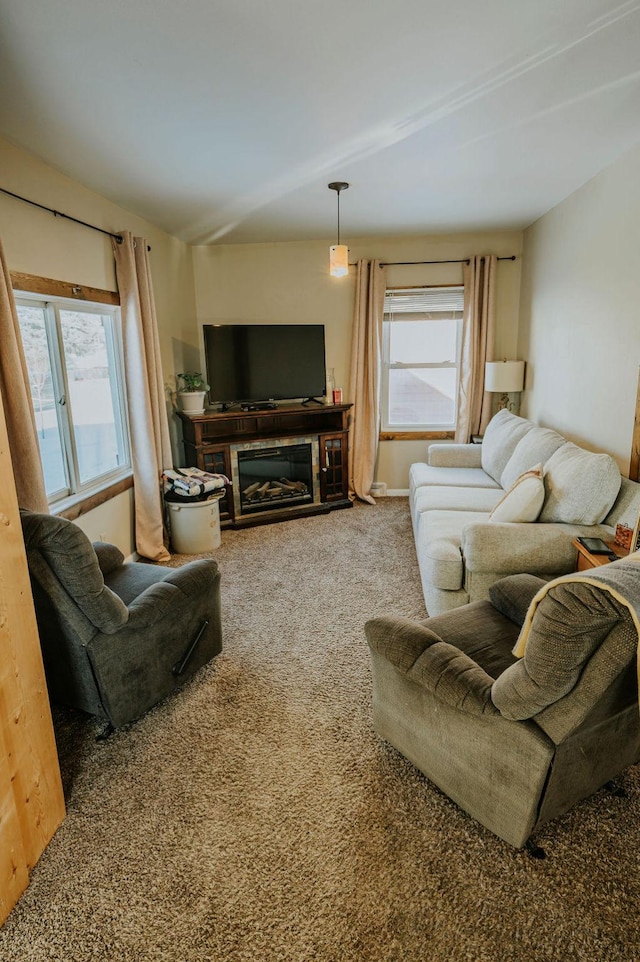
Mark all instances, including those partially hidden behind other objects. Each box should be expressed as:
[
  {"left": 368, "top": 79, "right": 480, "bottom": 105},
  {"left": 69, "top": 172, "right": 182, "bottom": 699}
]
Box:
[{"left": 328, "top": 182, "right": 349, "bottom": 248}]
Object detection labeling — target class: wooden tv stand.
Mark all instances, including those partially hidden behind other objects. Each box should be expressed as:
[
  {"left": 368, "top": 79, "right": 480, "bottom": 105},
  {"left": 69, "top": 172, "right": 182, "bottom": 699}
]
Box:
[{"left": 177, "top": 403, "right": 352, "bottom": 528}]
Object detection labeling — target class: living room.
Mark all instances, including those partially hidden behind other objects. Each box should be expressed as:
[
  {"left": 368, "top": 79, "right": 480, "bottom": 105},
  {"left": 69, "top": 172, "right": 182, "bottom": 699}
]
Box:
[
  {"left": 2, "top": 1, "right": 640, "bottom": 957},
  {"left": 3, "top": 133, "right": 639, "bottom": 554}
]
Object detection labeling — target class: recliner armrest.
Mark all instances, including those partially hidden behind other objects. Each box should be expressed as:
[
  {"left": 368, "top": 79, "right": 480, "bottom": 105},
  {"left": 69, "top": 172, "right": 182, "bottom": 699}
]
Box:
[
  {"left": 489, "top": 574, "right": 549, "bottom": 627},
  {"left": 366, "top": 617, "right": 498, "bottom": 716},
  {"left": 123, "top": 581, "right": 184, "bottom": 629},
  {"left": 93, "top": 541, "right": 125, "bottom": 576},
  {"left": 160, "top": 558, "right": 220, "bottom": 595},
  {"left": 409, "top": 643, "right": 498, "bottom": 716},
  {"left": 124, "top": 560, "right": 220, "bottom": 630},
  {"left": 365, "top": 616, "right": 442, "bottom": 672}
]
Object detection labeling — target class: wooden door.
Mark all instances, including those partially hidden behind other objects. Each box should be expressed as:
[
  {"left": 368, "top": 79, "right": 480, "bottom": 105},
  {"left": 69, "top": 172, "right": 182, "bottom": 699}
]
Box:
[{"left": 0, "top": 392, "right": 65, "bottom": 925}]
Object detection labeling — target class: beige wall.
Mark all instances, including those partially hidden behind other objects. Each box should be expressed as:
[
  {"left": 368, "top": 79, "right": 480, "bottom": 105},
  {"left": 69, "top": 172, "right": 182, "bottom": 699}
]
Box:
[
  {"left": 518, "top": 141, "right": 640, "bottom": 475},
  {"left": 0, "top": 137, "right": 198, "bottom": 553},
  {"left": 192, "top": 231, "right": 523, "bottom": 490}
]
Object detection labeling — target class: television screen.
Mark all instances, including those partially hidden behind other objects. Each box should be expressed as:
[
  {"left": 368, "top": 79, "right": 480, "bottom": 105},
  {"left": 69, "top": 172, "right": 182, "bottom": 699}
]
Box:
[{"left": 203, "top": 324, "right": 326, "bottom": 406}]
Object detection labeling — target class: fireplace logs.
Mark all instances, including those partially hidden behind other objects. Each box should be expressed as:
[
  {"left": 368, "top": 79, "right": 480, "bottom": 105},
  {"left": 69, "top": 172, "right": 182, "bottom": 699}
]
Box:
[
  {"left": 236, "top": 440, "right": 315, "bottom": 515},
  {"left": 242, "top": 477, "right": 309, "bottom": 503}
]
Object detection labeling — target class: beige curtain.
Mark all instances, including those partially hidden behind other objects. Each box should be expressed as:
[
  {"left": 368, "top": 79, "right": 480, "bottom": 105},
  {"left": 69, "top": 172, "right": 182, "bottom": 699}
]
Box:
[
  {"left": 0, "top": 236, "right": 48, "bottom": 512},
  {"left": 112, "top": 232, "right": 173, "bottom": 562},
  {"left": 455, "top": 254, "right": 497, "bottom": 442},
  {"left": 348, "top": 259, "right": 386, "bottom": 504}
]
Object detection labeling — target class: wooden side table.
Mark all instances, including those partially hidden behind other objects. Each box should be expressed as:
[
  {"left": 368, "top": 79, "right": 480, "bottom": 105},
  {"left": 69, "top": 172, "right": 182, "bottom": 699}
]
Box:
[{"left": 573, "top": 539, "right": 628, "bottom": 571}]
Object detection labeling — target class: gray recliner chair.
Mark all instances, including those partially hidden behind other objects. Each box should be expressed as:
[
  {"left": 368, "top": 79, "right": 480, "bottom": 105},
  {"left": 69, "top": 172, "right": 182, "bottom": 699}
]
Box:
[
  {"left": 21, "top": 509, "right": 223, "bottom": 732},
  {"left": 366, "top": 557, "right": 640, "bottom": 851}
]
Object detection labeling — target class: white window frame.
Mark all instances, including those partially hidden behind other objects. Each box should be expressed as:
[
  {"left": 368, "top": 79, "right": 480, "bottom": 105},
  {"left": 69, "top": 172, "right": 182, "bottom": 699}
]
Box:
[
  {"left": 15, "top": 290, "right": 131, "bottom": 510},
  {"left": 381, "top": 286, "right": 464, "bottom": 433}
]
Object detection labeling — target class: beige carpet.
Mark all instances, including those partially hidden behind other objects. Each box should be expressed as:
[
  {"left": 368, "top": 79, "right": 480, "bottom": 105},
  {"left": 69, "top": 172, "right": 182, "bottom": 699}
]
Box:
[{"left": 2, "top": 499, "right": 640, "bottom": 961}]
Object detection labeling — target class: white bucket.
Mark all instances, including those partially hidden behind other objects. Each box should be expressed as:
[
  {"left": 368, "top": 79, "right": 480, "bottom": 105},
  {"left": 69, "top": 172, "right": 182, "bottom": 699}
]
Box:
[{"left": 166, "top": 497, "right": 222, "bottom": 553}]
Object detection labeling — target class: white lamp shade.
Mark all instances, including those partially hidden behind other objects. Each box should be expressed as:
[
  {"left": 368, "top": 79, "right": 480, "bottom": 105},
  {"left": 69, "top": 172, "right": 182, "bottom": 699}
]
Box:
[
  {"left": 329, "top": 244, "right": 349, "bottom": 277},
  {"left": 484, "top": 360, "right": 525, "bottom": 393}
]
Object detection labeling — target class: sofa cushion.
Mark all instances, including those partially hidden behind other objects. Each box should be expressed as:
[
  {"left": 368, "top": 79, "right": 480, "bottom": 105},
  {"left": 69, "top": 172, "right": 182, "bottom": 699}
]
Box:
[
  {"left": 409, "top": 462, "right": 500, "bottom": 496},
  {"left": 488, "top": 466, "right": 544, "bottom": 523},
  {"left": 500, "top": 426, "right": 566, "bottom": 491},
  {"left": 413, "top": 485, "right": 504, "bottom": 517},
  {"left": 481, "top": 410, "right": 534, "bottom": 484},
  {"left": 538, "top": 442, "right": 621, "bottom": 525},
  {"left": 416, "top": 510, "right": 489, "bottom": 590}
]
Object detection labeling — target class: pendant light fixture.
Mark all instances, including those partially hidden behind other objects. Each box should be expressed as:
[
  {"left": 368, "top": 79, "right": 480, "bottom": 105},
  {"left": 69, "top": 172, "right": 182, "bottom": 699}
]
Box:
[{"left": 328, "top": 181, "right": 349, "bottom": 277}]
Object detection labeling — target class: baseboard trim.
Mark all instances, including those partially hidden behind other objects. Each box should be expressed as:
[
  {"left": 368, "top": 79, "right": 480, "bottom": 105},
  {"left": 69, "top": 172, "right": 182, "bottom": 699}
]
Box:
[{"left": 383, "top": 489, "right": 409, "bottom": 497}]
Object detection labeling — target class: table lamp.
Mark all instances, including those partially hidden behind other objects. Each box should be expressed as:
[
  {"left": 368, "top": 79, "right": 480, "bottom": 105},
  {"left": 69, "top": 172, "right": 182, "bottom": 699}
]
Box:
[{"left": 484, "top": 360, "right": 525, "bottom": 411}]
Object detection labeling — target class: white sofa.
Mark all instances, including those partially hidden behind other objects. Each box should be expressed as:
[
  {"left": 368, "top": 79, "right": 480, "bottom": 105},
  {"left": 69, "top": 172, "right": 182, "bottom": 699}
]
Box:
[{"left": 409, "top": 409, "right": 640, "bottom": 615}]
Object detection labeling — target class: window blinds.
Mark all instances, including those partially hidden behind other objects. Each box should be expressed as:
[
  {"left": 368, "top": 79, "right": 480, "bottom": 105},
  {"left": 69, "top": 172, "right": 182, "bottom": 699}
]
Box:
[{"left": 384, "top": 286, "right": 464, "bottom": 320}]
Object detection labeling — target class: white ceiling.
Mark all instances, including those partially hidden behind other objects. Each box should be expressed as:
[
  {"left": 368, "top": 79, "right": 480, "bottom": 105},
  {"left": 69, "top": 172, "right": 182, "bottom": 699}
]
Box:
[{"left": 1, "top": 0, "right": 640, "bottom": 246}]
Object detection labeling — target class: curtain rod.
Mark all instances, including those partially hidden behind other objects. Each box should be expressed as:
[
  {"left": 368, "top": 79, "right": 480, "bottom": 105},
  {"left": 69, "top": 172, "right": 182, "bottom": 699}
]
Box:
[
  {"left": 0, "top": 186, "right": 151, "bottom": 251},
  {"left": 348, "top": 255, "right": 517, "bottom": 267}
]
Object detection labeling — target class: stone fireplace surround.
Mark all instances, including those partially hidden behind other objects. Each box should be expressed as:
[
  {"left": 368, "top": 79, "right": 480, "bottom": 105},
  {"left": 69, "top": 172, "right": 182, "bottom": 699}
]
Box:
[{"left": 232, "top": 436, "right": 321, "bottom": 517}]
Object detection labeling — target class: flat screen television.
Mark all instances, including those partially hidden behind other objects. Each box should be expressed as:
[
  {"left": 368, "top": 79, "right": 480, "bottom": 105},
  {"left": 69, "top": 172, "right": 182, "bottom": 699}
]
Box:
[{"left": 203, "top": 324, "right": 326, "bottom": 408}]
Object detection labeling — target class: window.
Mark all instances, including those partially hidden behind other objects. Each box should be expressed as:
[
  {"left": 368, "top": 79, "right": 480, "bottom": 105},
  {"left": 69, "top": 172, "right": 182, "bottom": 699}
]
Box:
[
  {"left": 381, "top": 286, "right": 464, "bottom": 433},
  {"left": 15, "top": 292, "right": 131, "bottom": 506}
]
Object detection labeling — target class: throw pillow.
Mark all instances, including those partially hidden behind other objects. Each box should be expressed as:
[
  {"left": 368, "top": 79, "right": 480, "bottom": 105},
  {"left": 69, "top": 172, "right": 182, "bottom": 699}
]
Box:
[
  {"left": 500, "top": 425, "right": 566, "bottom": 491},
  {"left": 480, "top": 410, "right": 533, "bottom": 484},
  {"left": 488, "top": 465, "right": 545, "bottom": 523},
  {"left": 538, "top": 443, "right": 621, "bottom": 525}
]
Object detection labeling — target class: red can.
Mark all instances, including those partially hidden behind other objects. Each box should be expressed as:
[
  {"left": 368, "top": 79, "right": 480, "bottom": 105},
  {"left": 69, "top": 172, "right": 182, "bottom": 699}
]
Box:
[{"left": 332, "top": 388, "right": 343, "bottom": 404}]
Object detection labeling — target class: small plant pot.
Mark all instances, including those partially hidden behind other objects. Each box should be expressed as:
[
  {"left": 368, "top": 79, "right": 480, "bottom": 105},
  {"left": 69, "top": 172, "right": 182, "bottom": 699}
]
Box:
[{"left": 178, "top": 391, "right": 207, "bottom": 415}]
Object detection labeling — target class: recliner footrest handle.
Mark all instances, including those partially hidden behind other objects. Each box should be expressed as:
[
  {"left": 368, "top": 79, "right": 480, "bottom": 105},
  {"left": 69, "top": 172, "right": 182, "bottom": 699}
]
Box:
[{"left": 172, "top": 620, "right": 209, "bottom": 676}]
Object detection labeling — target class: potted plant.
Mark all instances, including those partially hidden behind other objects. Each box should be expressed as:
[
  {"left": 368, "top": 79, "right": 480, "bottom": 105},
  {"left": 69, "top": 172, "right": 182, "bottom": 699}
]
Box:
[{"left": 176, "top": 372, "right": 209, "bottom": 415}]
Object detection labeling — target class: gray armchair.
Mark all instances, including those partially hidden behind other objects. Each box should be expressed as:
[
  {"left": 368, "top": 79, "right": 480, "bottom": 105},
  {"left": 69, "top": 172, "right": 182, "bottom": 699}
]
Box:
[
  {"left": 366, "top": 559, "right": 640, "bottom": 851},
  {"left": 21, "top": 509, "right": 222, "bottom": 731}
]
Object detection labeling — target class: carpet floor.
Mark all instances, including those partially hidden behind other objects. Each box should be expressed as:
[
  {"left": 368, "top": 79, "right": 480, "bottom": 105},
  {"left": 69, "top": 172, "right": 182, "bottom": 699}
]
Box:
[{"left": 2, "top": 499, "right": 640, "bottom": 961}]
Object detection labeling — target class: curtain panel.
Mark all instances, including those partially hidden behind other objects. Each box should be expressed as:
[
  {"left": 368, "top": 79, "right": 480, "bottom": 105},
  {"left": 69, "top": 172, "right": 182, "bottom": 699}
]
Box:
[
  {"left": 0, "top": 236, "right": 48, "bottom": 512},
  {"left": 348, "top": 259, "right": 386, "bottom": 504},
  {"left": 455, "top": 254, "right": 497, "bottom": 443},
  {"left": 112, "top": 232, "right": 173, "bottom": 562}
]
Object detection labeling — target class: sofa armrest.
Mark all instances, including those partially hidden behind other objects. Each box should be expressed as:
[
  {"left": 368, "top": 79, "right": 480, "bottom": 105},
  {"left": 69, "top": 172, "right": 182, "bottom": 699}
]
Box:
[
  {"left": 461, "top": 521, "right": 613, "bottom": 575},
  {"left": 427, "top": 443, "right": 483, "bottom": 468}
]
